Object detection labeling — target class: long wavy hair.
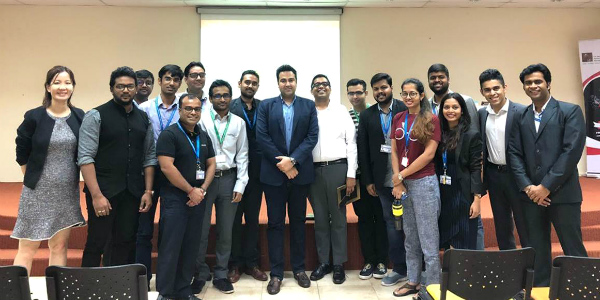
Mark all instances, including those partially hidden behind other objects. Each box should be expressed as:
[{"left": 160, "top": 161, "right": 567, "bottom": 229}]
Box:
[
  {"left": 439, "top": 93, "right": 471, "bottom": 150},
  {"left": 43, "top": 65, "right": 75, "bottom": 108},
  {"left": 401, "top": 78, "right": 434, "bottom": 144}
]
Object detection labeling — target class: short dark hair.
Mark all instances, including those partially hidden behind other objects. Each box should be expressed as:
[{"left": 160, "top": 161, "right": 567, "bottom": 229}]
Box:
[
  {"left": 240, "top": 70, "right": 260, "bottom": 82},
  {"left": 370, "top": 73, "right": 392, "bottom": 87},
  {"left": 519, "top": 63, "right": 551, "bottom": 84},
  {"left": 135, "top": 69, "right": 154, "bottom": 83},
  {"left": 209, "top": 79, "right": 232, "bottom": 98},
  {"left": 184, "top": 62, "right": 205, "bottom": 77},
  {"left": 276, "top": 65, "right": 297, "bottom": 81},
  {"left": 427, "top": 63, "right": 449, "bottom": 78},
  {"left": 311, "top": 74, "right": 329, "bottom": 88},
  {"left": 178, "top": 93, "right": 199, "bottom": 107},
  {"left": 479, "top": 69, "right": 505, "bottom": 87},
  {"left": 158, "top": 64, "right": 183, "bottom": 80},
  {"left": 346, "top": 78, "right": 367, "bottom": 92},
  {"left": 110, "top": 66, "right": 136, "bottom": 88}
]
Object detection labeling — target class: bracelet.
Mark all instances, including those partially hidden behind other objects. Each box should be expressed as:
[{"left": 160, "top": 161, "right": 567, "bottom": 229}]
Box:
[
  {"left": 144, "top": 190, "right": 153, "bottom": 194},
  {"left": 187, "top": 187, "right": 196, "bottom": 196}
]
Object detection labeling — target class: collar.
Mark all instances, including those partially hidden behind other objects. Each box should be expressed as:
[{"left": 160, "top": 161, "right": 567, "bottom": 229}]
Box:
[
  {"left": 486, "top": 99, "right": 510, "bottom": 115},
  {"left": 429, "top": 89, "right": 454, "bottom": 107},
  {"left": 211, "top": 107, "right": 231, "bottom": 121},
  {"left": 156, "top": 95, "right": 178, "bottom": 109},
  {"left": 178, "top": 120, "right": 200, "bottom": 137},
  {"left": 534, "top": 96, "right": 551, "bottom": 114},
  {"left": 377, "top": 99, "right": 394, "bottom": 114},
  {"left": 280, "top": 95, "right": 297, "bottom": 106}
]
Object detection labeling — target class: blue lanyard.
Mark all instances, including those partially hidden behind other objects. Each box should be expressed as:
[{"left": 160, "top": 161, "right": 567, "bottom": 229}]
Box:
[
  {"left": 380, "top": 111, "right": 392, "bottom": 138},
  {"left": 404, "top": 113, "right": 416, "bottom": 151},
  {"left": 155, "top": 97, "right": 177, "bottom": 132},
  {"left": 242, "top": 104, "right": 256, "bottom": 130},
  {"left": 442, "top": 150, "right": 447, "bottom": 171},
  {"left": 534, "top": 109, "right": 544, "bottom": 123},
  {"left": 177, "top": 123, "right": 200, "bottom": 163},
  {"left": 432, "top": 103, "right": 437, "bottom": 116}
]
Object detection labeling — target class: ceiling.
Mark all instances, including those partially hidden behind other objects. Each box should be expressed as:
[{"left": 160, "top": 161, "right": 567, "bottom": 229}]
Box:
[{"left": 0, "top": 0, "right": 599, "bottom": 8}]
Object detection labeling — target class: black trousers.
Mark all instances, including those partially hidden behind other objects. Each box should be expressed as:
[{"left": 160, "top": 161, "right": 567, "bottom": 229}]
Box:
[
  {"left": 82, "top": 190, "right": 140, "bottom": 267},
  {"left": 135, "top": 172, "right": 163, "bottom": 282},
  {"left": 230, "top": 177, "right": 263, "bottom": 269},
  {"left": 486, "top": 164, "right": 529, "bottom": 250},
  {"left": 522, "top": 200, "right": 587, "bottom": 286},
  {"left": 351, "top": 180, "right": 388, "bottom": 265}
]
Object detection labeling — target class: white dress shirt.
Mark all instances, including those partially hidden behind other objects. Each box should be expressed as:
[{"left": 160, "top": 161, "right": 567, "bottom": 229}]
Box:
[
  {"left": 312, "top": 102, "right": 358, "bottom": 178},
  {"left": 200, "top": 108, "right": 249, "bottom": 194},
  {"left": 534, "top": 96, "right": 550, "bottom": 132},
  {"left": 485, "top": 99, "right": 510, "bottom": 165}
]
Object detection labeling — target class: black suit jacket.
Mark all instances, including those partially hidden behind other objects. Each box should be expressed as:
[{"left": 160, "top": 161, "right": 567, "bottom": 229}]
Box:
[
  {"left": 478, "top": 100, "right": 526, "bottom": 190},
  {"left": 508, "top": 97, "right": 586, "bottom": 204},
  {"left": 16, "top": 106, "right": 85, "bottom": 189},
  {"left": 357, "top": 99, "right": 407, "bottom": 189},
  {"left": 435, "top": 129, "right": 485, "bottom": 202},
  {"left": 230, "top": 97, "right": 262, "bottom": 179},
  {"left": 256, "top": 96, "right": 318, "bottom": 186}
]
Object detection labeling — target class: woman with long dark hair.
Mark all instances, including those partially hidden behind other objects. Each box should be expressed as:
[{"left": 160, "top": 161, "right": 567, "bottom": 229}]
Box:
[
  {"left": 12, "top": 66, "right": 85, "bottom": 274},
  {"left": 390, "top": 78, "right": 441, "bottom": 297},
  {"left": 435, "top": 93, "right": 484, "bottom": 250}
]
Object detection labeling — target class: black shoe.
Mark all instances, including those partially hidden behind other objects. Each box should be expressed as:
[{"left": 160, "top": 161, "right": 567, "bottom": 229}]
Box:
[
  {"left": 294, "top": 272, "right": 311, "bottom": 288},
  {"left": 267, "top": 277, "right": 282, "bottom": 295},
  {"left": 373, "top": 263, "right": 387, "bottom": 279},
  {"left": 309, "top": 263, "right": 332, "bottom": 281},
  {"left": 359, "top": 263, "right": 374, "bottom": 280},
  {"left": 213, "top": 278, "right": 234, "bottom": 294},
  {"left": 332, "top": 265, "right": 346, "bottom": 284}
]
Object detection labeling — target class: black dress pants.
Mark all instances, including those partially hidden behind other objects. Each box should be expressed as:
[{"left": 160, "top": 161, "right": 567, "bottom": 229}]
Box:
[
  {"left": 351, "top": 181, "right": 388, "bottom": 265},
  {"left": 230, "top": 177, "right": 263, "bottom": 269}
]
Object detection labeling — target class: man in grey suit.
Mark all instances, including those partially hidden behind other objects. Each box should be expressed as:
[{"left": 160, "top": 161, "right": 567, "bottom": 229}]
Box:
[
  {"left": 477, "top": 69, "right": 528, "bottom": 251},
  {"left": 508, "top": 63, "right": 588, "bottom": 286}
]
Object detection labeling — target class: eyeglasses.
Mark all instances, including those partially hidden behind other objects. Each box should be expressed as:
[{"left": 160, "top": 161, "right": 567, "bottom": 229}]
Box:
[
  {"left": 188, "top": 73, "right": 206, "bottom": 79},
  {"left": 114, "top": 84, "right": 136, "bottom": 91},
  {"left": 137, "top": 79, "right": 153, "bottom": 86},
  {"left": 400, "top": 91, "right": 419, "bottom": 99},
  {"left": 347, "top": 91, "right": 364, "bottom": 97},
  {"left": 312, "top": 82, "right": 330, "bottom": 89},
  {"left": 182, "top": 106, "right": 202, "bottom": 113},
  {"left": 212, "top": 94, "right": 232, "bottom": 100}
]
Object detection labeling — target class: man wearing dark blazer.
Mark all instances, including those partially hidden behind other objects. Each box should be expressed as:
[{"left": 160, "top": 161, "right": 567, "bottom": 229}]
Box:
[
  {"left": 508, "top": 63, "right": 588, "bottom": 286},
  {"left": 357, "top": 73, "right": 408, "bottom": 286},
  {"left": 477, "top": 69, "right": 529, "bottom": 250},
  {"left": 256, "top": 65, "right": 318, "bottom": 294}
]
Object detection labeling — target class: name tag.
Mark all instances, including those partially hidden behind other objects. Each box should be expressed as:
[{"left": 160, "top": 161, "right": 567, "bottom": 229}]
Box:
[
  {"left": 440, "top": 175, "right": 452, "bottom": 185},
  {"left": 380, "top": 144, "right": 392, "bottom": 153},
  {"left": 215, "top": 154, "right": 227, "bottom": 164},
  {"left": 196, "top": 169, "right": 205, "bottom": 180},
  {"left": 401, "top": 157, "right": 409, "bottom": 167}
]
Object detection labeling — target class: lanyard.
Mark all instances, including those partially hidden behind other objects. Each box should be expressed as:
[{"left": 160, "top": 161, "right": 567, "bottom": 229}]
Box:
[
  {"left": 404, "top": 113, "right": 416, "bottom": 151},
  {"left": 155, "top": 97, "right": 177, "bottom": 132},
  {"left": 352, "top": 110, "right": 360, "bottom": 124},
  {"left": 380, "top": 111, "right": 392, "bottom": 139},
  {"left": 442, "top": 150, "right": 447, "bottom": 172},
  {"left": 177, "top": 123, "right": 200, "bottom": 163},
  {"left": 432, "top": 103, "right": 438, "bottom": 116},
  {"left": 534, "top": 109, "right": 544, "bottom": 123},
  {"left": 242, "top": 104, "right": 256, "bottom": 130},
  {"left": 210, "top": 110, "right": 231, "bottom": 145}
]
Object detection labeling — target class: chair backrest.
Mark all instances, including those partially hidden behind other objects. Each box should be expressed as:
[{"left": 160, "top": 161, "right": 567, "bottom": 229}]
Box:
[
  {"left": 440, "top": 248, "right": 535, "bottom": 300},
  {"left": 0, "top": 265, "right": 32, "bottom": 300},
  {"left": 549, "top": 256, "right": 600, "bottom": 300},
  {"left": 45, "top": 264, "right": 148, "bottom": 300}
]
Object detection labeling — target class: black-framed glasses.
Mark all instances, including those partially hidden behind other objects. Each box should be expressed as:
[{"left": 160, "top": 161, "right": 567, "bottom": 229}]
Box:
[
  {"left": 188, "top": 73, "right": 206, "bottom": 79},
  {"left": 311, "top": 82, "right": 330, "bottom": 89},
  {"left": 212, "top": 94, "right": 232, "bottom": 100},
  {"left": 400, "top": 91, "right": 419, "bottom": 99},
  {"left": 114, "top": 84, "right": 136, "bottom": 91},
  {"left": 347, "top": 91, "right": 365, "bottom": 97},
  {"left": 182, "top": 106, "right": 202, "bottom": 113}
]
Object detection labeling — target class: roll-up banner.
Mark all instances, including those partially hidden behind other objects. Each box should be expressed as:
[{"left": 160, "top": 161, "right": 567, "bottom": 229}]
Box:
[{"left": 579, "top": 39, "right": 600, "bottom": 177}]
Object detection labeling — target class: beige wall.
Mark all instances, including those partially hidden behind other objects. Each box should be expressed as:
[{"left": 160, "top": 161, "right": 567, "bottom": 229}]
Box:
[{"left": 1, "top": 5, "right": 598, "bottom": 181}]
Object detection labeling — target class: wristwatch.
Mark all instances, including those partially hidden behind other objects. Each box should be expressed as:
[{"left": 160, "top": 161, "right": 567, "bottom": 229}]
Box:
[
  {"left": 290, "top": 157, "right": 297, "bottom": 166},
  {"left": 397, "top": 173, "right": 404, "bottom": 183}
]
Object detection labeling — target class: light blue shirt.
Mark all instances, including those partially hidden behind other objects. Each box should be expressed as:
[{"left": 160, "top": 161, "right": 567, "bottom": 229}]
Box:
[
  {"left": 281, "top": 95, "right": 296, "bottom": 152},
  {"left": 138, "top": 95, "right": 180, "bottom": 142}
]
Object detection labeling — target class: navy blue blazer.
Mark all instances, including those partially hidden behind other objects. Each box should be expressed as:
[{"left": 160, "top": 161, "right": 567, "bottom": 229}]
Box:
[
  {"left": 256, "top": 95, "right": 318, "bottom": 186},
  {"left": 508, "top": 97, "right": 586, "bottom": 204}
]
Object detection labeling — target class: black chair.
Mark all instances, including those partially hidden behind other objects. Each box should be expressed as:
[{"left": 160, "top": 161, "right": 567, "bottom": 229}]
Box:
[
  {"left": 0, "top": 265, "right": 32, "bottom": 300},
  {"left": 425, "top": 248, "right": 535, "bottom": 300},
  {"left": 531, "top": 256, "right": 600, "bottom": 300},
  {"left": 45, "top": 264, "right": 148, "bottom": 300}
]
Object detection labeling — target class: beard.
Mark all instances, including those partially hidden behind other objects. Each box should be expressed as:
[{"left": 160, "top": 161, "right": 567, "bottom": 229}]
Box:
[
  {"left": 431, "top": 84, "right": 449, "bottom": 96},
  {"left": 113, "top": 94, "right": 132, "bottom": 106},
  {"left": 376, "top": 92, "right": 393, "bottom": 105}
]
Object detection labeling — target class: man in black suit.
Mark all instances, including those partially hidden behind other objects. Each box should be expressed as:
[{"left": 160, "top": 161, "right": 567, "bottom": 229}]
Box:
[
  {"left": 477, "top": 69, "right": 529, "bottom": 250},
  {"left": 228, "top": 70, "right": 268, "bottom": 283},
  {"left": 256, "top": 65, "right": 318, "bottom": 294},
  {"left": 508, "top": 63, "right": 588, "bottom": 286},
  {"left": 357, "top": 73, "right": 408, "bottom": 287}
]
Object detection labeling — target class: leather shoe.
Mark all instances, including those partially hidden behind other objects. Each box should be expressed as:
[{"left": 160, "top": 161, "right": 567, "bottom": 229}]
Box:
[
  {"left": 294, "top": 271, "right": 311, "bottom": 288},
  {"left": 332, "top": 265, "right": 346, "bottom": 284},
  {"left": 310, "top": 263, "right": 332, "bottom": 281},
  {"left": 267, "top": 277, "right": 282, "bottom": 295},
  {"left": 228, "top": 266, "right": 241, "bottom": 283},
  {"left": 245, "top": 266, "right": 268, "bottom": 281}
]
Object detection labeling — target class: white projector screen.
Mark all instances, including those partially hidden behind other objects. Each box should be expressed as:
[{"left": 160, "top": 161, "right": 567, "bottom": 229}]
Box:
[{"left": 200, "top": 14, "right": 341, "bottom": 103}]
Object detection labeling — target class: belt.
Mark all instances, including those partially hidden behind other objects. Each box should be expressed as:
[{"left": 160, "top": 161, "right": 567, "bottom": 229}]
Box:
[
  {"left": 487, "top": 161, "right": 508, "bottom": 172},
  {"left": 214, "top": 168, "right": 237, "bottom": 178},
  {"left": 314, "top": 158, "right": 347, "bottom": 167}
]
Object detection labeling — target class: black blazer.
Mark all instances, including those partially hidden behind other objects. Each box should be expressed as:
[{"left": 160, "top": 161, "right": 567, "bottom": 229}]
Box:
[
  {"left": 478, "top": 100, "right": 526, "bottom": 190},
  {"left": 508, "top": 97, "right": 586, "bottom": 204},
  {"left": 435, "top": 129, "right": 485, "bottom": 202},
  {"left": 230, "top": 97, "right": 262, "bottom": 179},
  {"left": 16, "top": 106, "right": 85, "bottom": 189},
  {"left": 357, "top": 99, "right": 407, "bottom": 189}
]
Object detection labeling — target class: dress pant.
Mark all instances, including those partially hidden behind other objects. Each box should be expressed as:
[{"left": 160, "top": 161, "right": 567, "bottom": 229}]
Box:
[
  {"left": 352, "top": 180, "right": 388, "bottom": 265},
  {"left": 82, "top": 190, "right": 140, "bottom": 267},
  {"left": 263, "top": 182, "right": 310, "bottom": 280},
  {"left": 376, "top": 187, "right": 408, "bottom": 276},
  {"left": 308, "top": 163, "right": 348, "bottom": 265},
  {"left": 194, "top": 172, "right": 238, "bottom": 280},
  {"left": 136, "top": 171, "right": 162, "bottom": 282},
  {"left": 486, "top": 163, "right": 529, "bottom": 250},
  {"left": 522, "top": 200, "right": 587, "bottom": 286},
  {"left": 156, "top": 191, "right": 205, "bottom": 299},
  {"left": 230, "top": 176, "right": 263, "bottom": 269}
]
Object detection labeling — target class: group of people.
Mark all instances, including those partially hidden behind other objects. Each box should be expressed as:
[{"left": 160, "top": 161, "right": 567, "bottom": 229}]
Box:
[{"left": 12, "top": 61, "right": 588, "bottom": 300}]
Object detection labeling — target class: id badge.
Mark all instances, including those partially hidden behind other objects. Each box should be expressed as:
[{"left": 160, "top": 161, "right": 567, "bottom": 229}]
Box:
[
  {"left": 440, "top": 175, "right": 452, "bottom": 185},
  {"left": 215, "top": 154, "right": 227, "bottom": 164},
  {"left": 401, "top": 157, "right": 409, "bottom": 167},
  {"left": 380, "top": 144, "right": 392, "bottom": 153}
]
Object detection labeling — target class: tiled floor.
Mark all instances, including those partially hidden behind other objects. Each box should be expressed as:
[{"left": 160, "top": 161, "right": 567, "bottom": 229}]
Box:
[{"left": 30, "top": 270, "right": 417, "bottom": 300}]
